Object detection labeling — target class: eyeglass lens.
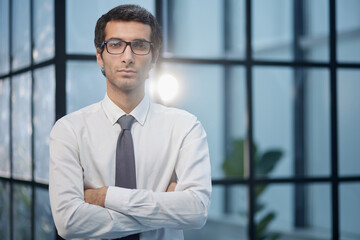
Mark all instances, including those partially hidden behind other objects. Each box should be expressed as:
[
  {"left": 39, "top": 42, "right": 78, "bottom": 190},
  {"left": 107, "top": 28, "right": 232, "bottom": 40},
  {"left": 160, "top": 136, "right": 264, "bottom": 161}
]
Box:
[{"left": 106, "top": 39, "right": 151, "bottom": 55}]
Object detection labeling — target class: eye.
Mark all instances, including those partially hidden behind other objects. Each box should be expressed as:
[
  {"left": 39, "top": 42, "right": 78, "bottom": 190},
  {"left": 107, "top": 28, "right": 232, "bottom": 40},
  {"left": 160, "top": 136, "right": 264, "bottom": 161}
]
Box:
[
  {"left": 109, "top": 40, "right": 123, "bottom": 48},
  {"left": 132, "top": 41, "right": 148, "bottom": 49}
]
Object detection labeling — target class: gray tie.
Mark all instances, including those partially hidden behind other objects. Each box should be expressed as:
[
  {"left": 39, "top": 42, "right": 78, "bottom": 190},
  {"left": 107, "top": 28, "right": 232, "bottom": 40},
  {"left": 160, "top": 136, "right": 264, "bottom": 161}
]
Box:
[
  {"left": 115, "top": 115, "right": 139, "bottom": 240},
  {"left": 116, "top": 115, "right": 136, "bottom": 188}
]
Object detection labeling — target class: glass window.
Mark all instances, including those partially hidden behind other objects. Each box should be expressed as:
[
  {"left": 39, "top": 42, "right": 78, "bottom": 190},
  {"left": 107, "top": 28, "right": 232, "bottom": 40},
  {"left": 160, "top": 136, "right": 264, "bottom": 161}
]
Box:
[
  {"left": 336, "top": 0, "right": 360, "bottom": 62},
  {"left": 253, "top": 67, "right": 331, "bottom": 178},
  {"left": 228, "top": 67, "right": 247, "bottom": 143},
  {"left": 305, "top": 69, "right": 331, "bottom": 176},
  {"left": 227, "top": 0, "right": 246, "bottom": 59},
  {"left": 256, "top": 184, "right": 331, "bottom": 239},
  {"left": 13, "top": 184, "right": 32, "bottom": 239},
  {"left": 66, "top": 0, "right": 155, "bottom": 54},
  {"left": 303, "top": 0, "right": 329, "bottom": 62},
  {"left": 0, "top": 78, "right": 10, "bottom": 177},
  {"left": 35, "top": 188, "right": 55, "bottom": 239},
  {"left": 158, "top": 63, "right": 225, "bottom": 178},
  {"left": 253, "top": 0, "right": 293, "bottom": 60},
  {"left": 33, "top": 0, "right": 55, "bottom": 63},
  {"left": 0, "top": 180, "right": 10, "bottom": 239},
  {"left": 34, "top": 65, "right": 55, "bottom": 183},
  {"left": 12, "top": 0, "right": 31, "bottom": 71},
  {"left": 253, "top": 67, "right": 293, "bottom": 177},
  {"left": 167, "top": 0, "right": 224, "bottom": 58},
  {"left": 12, "top": 72, "right": 32, "bottom": 180},
  {"left": 223, "top": 66, "right": 247, "bottom": 178},
  {"left": 66, "top": 60, "right": 106, "bottom": 113},
  {"left": 340, "top": 183, "right": 360, "bottom": 239},
  {"left": 337, "top": 69, "right": 360, "bottom": 176},
  {"left": 0, "top": 0, "right": 10, "bottom": 75}
]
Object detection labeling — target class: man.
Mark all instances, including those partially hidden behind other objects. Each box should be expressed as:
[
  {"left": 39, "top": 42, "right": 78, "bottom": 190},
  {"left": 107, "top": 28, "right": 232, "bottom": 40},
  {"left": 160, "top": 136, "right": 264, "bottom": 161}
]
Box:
[{"left": 49, "top": 4, "right": 211, "bottom": 240}]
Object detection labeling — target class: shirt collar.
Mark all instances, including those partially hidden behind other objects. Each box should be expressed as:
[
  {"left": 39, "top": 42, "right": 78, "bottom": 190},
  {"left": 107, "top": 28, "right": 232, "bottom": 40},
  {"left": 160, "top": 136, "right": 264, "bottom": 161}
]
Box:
[{"left": 102, "top": 94, "right": 150, "bottom": 126}]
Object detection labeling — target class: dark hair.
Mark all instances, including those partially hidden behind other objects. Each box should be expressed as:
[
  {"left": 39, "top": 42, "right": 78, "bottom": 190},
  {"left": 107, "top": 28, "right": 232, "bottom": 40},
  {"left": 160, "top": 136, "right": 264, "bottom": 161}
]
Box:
[{"left": 94, "top": 4, "right": 162, "bottom": 60}]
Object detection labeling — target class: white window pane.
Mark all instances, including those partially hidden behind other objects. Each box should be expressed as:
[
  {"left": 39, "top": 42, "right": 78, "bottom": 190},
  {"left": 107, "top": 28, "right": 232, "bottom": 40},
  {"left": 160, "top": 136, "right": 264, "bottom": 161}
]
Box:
[
  {"left": 338, "top": 69, "right": 360, "bottom": 176},
  {"left": 33, "top": 0, "right": 55, "bottom": 63},
  {"left": 0, "top": 181, "right": 10, "bottom": 238},
  {"left": 66, "top": 60, "right": 106, "bottom": 113},
  {"left": 35, "top": 188, "right": 55, "bottom": 238},
  {"left": 305, "top": 69, "right": 331, "bottom": 176},
  {"left": 0, "top": 79, "right": 10, "bottom": 177},
  {"left": 167, "top": 0, "right": 224, "bottom": 58},
  {"left": 253, "top": 67, "right": 293, "bottom": 177},
  {"left": 304, "top": 0, "right": 329, "bottom": 62},
  {"left": 34, "top": 65, "right": 55, "bottom": 183},
  {"left": 253, "top": 0, "right": 293, "bottom": 60},
  {"left": 12, "top": 72, "right": 32, "bottom": 180},
  {"left": 340, "top": 183, "right": 360, "bottom": 239},
  {"left": 12, "top": 0, "right": 31, "bottom": 70},
  {"left": 13, "top": 184, "right": 32, "bottom": 239},
  {"left": 337, "top": 0, "right": 360, "bottom": 62},
  {"left": 0, "top": 0, "right": 10, "bottom": 75}
]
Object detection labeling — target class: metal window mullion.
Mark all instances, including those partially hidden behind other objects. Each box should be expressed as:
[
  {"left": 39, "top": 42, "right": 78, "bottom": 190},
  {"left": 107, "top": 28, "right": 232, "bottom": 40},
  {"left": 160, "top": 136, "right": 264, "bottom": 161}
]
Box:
[
  {"left": 9, "top": 0, "right": 14, "bottom": 238},
  {"left": 54, "top": 0, "right": 67, "bottom": 238},
  {"left": 293, "top": 0, "right": 306, "bottom": 228},
  {"left": 329, "top": 0, "right": 339, "bottom": 239},
  {"left": 54, "top": 0, "right": 66, "bottom": 121},
  {"left": 223, "top": 0, "right": 232, "bottom": 215},
  {"left": 245, "top": 0, "right": 255, "bottom": 239},
  {"left": 30, "top": 0, "right": 36, "bottom": 239}
]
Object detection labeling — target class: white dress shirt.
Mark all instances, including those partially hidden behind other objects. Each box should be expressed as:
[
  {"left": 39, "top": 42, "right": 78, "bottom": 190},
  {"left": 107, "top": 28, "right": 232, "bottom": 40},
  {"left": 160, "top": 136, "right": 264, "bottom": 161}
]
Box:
[{"left": 49, "top": 94, "right": 212, "bottom": 240}]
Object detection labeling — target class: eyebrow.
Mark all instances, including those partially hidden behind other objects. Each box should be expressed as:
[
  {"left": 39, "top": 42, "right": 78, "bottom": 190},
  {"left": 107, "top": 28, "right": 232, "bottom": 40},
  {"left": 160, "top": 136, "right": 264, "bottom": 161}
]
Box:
[{"left": 106, "top": 38, "right": 151, "bottom": 42}]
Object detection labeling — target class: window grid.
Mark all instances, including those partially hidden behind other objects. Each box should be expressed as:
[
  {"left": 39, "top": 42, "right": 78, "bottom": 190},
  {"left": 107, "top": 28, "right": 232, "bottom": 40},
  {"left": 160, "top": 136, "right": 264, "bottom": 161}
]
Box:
[
  {"left": 156, "top": 0, "right": 360, "bottom": 239},
  {"left": 0, "top": 0, "right": 55, "bottom": 239},
  {"left": 1, "top": 0, "right": 360, "bottom": 240}
]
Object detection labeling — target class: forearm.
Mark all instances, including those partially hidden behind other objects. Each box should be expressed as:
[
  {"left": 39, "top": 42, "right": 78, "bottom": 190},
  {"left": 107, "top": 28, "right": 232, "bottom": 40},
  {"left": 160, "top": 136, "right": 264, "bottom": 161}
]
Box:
[
  {"left": 105, "top": 187, "right": 210, "bottom": 229},
  {"left": 84, "top": 182, "right": 176, "bottom": 207},
  {"left": 50, "top": 195, "right": 154, "bottom": 239},
  {"left": 102, "top": 120, "right": 212, "bottom": 230}
]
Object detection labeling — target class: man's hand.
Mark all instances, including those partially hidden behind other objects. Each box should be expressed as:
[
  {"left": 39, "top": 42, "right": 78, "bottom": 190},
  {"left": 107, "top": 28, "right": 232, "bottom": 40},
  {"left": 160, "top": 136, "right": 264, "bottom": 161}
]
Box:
[
  {"left": 166, "top": 182, "right": 177, "bottom": 192},
  {"left": 84, "top": 186, "right": 108, "bottom": 207}
]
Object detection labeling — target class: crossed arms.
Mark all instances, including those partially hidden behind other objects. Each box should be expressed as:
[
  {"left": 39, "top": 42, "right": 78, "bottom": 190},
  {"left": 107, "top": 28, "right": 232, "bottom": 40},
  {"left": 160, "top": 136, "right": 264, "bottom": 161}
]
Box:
[
  {"left": 49, "top": 119, "right": 211, "bottom": 239},
  {"left": 84, "top": 181, "right": 177, "bottom": 208}
]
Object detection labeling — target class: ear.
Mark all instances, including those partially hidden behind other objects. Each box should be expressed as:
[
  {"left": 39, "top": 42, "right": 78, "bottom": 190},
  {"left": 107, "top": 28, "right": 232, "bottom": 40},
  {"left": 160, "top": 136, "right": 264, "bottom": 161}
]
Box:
[
  {"left": 96, "top": 48, "right": 104, "bottom": 66},
  {"left": 151, "top": 50, "right": 160, "bottom": 68}
]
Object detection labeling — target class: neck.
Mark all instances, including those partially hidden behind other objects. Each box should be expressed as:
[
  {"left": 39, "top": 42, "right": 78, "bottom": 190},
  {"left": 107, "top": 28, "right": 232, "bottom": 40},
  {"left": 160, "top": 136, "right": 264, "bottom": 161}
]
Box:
[{"left": 107, "top": 88, "right": 144, "bottom": 114}]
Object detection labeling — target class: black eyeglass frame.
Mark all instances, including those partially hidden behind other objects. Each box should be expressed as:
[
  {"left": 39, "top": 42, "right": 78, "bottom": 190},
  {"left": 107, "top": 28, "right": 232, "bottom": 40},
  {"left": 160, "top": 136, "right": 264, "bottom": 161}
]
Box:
[{"left": 100, "top": 39, "right": 153, "bottom": 56}]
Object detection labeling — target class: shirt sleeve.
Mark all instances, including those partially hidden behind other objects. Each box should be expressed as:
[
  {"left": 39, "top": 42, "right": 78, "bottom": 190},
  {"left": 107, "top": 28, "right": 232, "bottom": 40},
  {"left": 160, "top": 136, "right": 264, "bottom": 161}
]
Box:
[
  {"left": 49, "top": 119, "right": 155, "bottom": 239},
  {"left": 105, "top": 119, "right": 212, "bottom": 229}
]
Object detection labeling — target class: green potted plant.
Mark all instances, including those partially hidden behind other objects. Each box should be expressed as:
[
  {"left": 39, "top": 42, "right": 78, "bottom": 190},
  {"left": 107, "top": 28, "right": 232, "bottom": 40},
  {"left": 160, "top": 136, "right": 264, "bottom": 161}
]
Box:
[{"left": 222, "top": 139, "right": 283, "bottom": 240}]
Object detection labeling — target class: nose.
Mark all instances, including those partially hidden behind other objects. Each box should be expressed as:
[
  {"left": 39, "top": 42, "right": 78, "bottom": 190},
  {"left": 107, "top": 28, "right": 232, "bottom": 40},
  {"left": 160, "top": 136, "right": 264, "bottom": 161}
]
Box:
[{"left": 121, "top": 44, "right": 134, "bottom": 64}]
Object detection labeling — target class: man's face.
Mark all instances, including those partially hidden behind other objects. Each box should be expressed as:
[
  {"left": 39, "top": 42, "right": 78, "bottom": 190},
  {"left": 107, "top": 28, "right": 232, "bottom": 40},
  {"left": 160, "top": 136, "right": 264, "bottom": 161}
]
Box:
[{"left": 96, "top": 20, "right": 157, "bottom": 96}]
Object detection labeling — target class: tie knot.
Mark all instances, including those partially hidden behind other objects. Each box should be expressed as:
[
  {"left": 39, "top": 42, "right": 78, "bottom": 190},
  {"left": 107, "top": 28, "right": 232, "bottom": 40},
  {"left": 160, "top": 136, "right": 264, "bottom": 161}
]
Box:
[{"left": 118, "top": 115, "right": 135, "bottom": 130}]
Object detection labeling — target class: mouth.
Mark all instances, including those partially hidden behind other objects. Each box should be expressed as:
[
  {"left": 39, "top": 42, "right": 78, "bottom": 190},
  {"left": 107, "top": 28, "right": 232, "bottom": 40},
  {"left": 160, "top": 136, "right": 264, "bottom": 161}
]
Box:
[
  {"left": 117, "top": 69, "right": 136, "bottom": 73},
  {"left": 117, "top": 69, "right": 137, "bottom": 77}
]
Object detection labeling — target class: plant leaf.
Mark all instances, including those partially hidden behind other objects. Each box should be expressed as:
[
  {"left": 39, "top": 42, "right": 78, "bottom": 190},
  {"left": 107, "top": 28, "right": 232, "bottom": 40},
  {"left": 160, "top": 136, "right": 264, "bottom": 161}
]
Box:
[
  {"left": 222, "top": 139, "right": 245, "bottom": 177},
  {"left": 256, "top": 212, "right": 276, "bottom": 237},
  {"left": 256, "top": 150, "right": 282, "bottom": 176},
  {"left": 255, "top": 184, "right": 267, "bottom": 198}
]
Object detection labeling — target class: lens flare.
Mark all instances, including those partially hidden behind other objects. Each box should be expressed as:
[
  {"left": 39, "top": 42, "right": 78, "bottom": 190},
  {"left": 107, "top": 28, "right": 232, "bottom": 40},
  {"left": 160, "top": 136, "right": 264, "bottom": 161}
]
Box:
[{"left": 157, "top": 74, "right": 179, "bottom": 104}]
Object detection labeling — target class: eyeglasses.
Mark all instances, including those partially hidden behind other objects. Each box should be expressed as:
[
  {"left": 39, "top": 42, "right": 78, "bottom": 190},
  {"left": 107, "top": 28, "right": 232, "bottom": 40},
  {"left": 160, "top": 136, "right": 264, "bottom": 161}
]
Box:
[{"left": 101, "top": 39, "right": 153, "bottom": 55}]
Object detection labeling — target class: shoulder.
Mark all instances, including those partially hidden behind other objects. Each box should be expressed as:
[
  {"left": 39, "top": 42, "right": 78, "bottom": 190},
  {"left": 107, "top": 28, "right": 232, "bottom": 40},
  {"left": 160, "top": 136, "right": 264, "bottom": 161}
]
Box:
[
  {"left": 148, "top": 102, "right": 203, "bottom": 135},
  {"left": 150, "top": 102, "right": 197, "bottom": 124},
  {"left": 51, "top": 102, "right": 103, "bottom": 136}
]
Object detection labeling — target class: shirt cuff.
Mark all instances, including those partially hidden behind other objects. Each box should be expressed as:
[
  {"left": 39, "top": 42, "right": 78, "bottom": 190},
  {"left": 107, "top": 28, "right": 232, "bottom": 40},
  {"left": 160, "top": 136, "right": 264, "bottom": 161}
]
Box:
[{"left": 105, "top": 186, "right": 133, "bottom": 214}]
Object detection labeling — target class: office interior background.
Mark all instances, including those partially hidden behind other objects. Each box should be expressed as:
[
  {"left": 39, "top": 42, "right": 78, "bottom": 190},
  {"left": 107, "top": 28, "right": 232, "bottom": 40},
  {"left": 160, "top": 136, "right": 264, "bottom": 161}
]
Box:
[{"left": 0, "top": 0, "right": 360, "bottom": 239}]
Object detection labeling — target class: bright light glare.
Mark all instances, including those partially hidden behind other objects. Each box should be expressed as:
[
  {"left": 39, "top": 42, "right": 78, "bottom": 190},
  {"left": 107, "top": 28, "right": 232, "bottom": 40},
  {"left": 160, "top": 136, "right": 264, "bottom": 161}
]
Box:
[{"left": 157, "top": 74, "right": 179, "bottom": 103}]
